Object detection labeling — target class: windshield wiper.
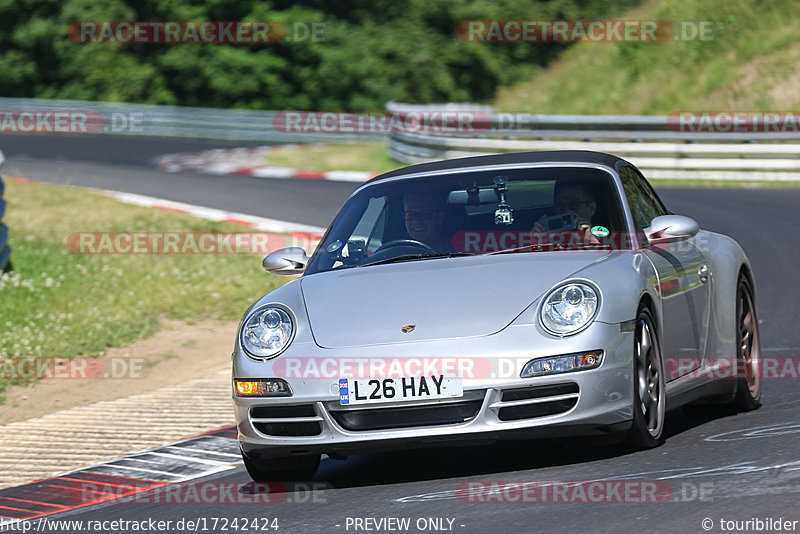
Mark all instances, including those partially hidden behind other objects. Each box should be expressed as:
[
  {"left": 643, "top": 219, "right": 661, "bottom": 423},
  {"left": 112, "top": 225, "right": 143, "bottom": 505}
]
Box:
[
  {"left": 359, "top": 252, "right": 471, "bottom": 267},
  {"left": 486, "top": 242, "right": 613, "bottom": 255}
]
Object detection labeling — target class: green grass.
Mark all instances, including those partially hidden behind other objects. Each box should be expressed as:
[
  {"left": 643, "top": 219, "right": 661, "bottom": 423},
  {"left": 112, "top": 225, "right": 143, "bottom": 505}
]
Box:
[
  {"left": 495, "top": 0, "right": 800, "bottom": 114},
  {"left": 0, "top": 179, "right": 287, "bottom": 398},
  {"left": 264, "top": 142, "right": 405, "bottom": 174}
]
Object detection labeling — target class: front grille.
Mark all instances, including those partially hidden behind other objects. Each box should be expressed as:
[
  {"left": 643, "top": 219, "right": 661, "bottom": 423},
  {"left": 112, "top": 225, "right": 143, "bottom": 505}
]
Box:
[
  {"left": 250, "top": 404, "right": 322, "bottom": 437},
  {"left": 496, "top": 382, "right": 579, "bottom": 421},
  {"left": 501, "top": 383, "right": 579, "bottom": 402},
  {"left": 497, "top": 399, "right": 578, "bottom": 421},
  {"left": 251, "top": 405, "right": 316, "bottom": 418},
  {"left": 254, "top": 422, "right": 321, "bottom": 436},
  {"left": 330, "top": 400, "right": 483, "bottom": 431}
]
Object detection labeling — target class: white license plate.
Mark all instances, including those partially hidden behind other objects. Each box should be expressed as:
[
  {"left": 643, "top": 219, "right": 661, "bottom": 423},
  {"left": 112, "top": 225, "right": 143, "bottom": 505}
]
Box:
[{"left": 338, "top": 375, "right": 463, "bottom": 406}]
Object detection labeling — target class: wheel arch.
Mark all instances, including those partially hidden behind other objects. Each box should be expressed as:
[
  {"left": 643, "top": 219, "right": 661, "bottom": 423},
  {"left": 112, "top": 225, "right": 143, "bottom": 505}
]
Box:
[{"left": 702, "top": 232, "right": 752, "bottom": 364}]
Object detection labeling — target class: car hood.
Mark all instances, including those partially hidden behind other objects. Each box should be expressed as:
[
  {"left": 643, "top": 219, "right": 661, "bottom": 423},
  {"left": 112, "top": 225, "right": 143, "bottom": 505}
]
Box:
[{"left": 300, "top": 252, "right": 609, "bottom": 348}]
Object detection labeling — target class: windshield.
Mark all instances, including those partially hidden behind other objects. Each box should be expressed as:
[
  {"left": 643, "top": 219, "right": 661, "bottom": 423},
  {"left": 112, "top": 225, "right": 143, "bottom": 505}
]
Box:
[{"left": 305, "top": 166, "right": 628, "bottom": 275}]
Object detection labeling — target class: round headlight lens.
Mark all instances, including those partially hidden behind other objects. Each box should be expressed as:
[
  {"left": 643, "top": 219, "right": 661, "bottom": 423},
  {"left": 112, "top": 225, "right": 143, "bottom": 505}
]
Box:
[
  {"left": 540, "top": 282, "right": 599, "bottom": 335},
  {"left": 240, "top": 306, "right": 294, "bottom": 359}
]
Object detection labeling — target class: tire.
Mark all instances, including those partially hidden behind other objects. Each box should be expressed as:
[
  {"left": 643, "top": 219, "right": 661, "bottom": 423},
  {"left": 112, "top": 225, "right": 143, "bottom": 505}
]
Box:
[
  {"left": 731, "top": 275, "right": 762, "bottom": 411},
  {"left": 682, "top": 275, "right": 761, "bottom": 417},
  {"left": 625, "top": 306, "right": 666, "bottom": 449},
  {"left": 242, "top": 452, "right": 320, "bottom": 482}
]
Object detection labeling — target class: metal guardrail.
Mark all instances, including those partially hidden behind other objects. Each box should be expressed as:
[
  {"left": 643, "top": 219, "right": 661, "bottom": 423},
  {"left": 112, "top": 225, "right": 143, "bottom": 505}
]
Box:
[
  {"left": 385, "top": 103, "right": 800, "bottom": 181},
  {"left": 2, "top": 97, "right": 798, "bottom": 181},
  {"left": 0, "top": 97, "right": 381, "bottom": 143}
]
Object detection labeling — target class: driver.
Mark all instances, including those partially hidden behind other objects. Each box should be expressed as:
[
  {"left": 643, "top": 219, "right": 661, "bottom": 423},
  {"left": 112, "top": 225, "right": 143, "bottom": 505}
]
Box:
[
  {"left": 403, "top": 192, "right": 449, "bottom": 252},
  {"left": 532, "top": 181, "right": 600, "bottom": 244}
]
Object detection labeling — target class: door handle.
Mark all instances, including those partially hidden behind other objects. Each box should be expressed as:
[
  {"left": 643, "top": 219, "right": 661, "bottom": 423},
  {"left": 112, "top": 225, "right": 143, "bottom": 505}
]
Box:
[{"left": 698, "top": 264, "right": 710, "bottom": 283}]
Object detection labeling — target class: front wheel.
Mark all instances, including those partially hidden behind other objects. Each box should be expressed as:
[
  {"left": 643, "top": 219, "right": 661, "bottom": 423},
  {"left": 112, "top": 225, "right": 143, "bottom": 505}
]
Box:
[
  {"left": 625, "top": 306, "right": 666, "bottom": 449},
  {"left": 242, "top": 452, "right": 320, "bottom": 482}
]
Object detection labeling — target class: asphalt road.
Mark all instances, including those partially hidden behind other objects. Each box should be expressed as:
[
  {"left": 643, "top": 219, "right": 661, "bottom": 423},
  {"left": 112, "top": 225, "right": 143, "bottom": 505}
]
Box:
[{"left": 4, "top": 137, "right": 800, "bottom": 533}]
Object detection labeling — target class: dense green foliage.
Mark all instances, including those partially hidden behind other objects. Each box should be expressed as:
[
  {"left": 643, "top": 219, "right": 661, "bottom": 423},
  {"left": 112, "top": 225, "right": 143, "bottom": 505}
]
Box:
[
  {"left": 0, "top": 0, "right": 641, "bottom": 109},
  {"left": 496, "top": 0, "right": 800, "bottom": 113}
]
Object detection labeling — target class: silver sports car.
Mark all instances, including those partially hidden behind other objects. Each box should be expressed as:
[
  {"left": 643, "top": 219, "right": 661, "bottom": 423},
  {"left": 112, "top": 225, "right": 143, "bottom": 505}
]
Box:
[{"left": 232, "top": 151, "right": 761, "bottom": 481}]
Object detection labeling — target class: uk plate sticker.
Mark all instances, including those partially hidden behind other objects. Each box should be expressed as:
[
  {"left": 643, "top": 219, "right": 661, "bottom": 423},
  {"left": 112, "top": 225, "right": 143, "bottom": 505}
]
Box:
[
  {"left": 590, "top": 225, "right": 610, "bottom": 238},
  {"left": 338, "top": 378, "right": 350, "bottom": 405}
]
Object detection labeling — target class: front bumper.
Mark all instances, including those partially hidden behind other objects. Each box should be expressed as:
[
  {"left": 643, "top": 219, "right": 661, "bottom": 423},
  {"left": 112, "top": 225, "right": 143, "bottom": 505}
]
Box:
[{"left": 234, "top": 321, "right": 634, "bottom": 459}]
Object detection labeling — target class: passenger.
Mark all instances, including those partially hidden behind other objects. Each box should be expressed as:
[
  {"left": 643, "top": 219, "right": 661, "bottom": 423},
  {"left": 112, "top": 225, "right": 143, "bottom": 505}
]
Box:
[{"left": 532, "top": 182, "right": 600, "bottom": 245}]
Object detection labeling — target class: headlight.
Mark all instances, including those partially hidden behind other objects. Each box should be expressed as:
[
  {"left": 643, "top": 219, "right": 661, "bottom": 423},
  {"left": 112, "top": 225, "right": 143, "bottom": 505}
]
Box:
[
  {"left": 540, "top": 281, "right": 599, "bottom": 336},
  {"left": 240, "top": 305, "right": 294, "bottom": 359}
]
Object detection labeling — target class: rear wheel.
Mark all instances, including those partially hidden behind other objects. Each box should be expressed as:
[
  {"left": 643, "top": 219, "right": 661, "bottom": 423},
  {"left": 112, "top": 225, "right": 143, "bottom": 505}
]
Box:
[
  {"left": 732, "top": 275, "right": 761, "bottom": 411},
  {"left": 625, "top": 306, "right": 666, "bottom": 449},
  {"left": 242, "top": 452, "right": 320, "bottom": 482},
  {"left": 682, "top": 274, "right": 762, "bottom": 417}
]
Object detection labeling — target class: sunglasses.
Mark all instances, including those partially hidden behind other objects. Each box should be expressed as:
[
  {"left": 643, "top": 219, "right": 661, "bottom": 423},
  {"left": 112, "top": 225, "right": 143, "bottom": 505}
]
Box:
[{"left": 403, "top": 210, "right": 439, "bottom": 222}]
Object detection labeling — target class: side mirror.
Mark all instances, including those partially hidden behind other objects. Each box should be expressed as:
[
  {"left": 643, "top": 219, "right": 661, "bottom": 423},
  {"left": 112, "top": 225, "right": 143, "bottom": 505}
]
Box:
[
  {"left": 644, "top": 215, "right": 699, "bottom": 245},
  {"left": 262, "top": 247, "right": 309, "bottom": 275}
]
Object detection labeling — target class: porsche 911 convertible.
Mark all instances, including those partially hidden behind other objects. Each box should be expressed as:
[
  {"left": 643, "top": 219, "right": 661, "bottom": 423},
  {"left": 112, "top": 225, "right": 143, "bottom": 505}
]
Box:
[{"left": 232, "top": 151, "right": 761, "bottom": 481}]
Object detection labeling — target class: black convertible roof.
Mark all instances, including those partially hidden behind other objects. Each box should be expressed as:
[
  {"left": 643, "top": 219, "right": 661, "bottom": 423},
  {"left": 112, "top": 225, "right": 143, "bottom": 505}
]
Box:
[{"left": 368, "top": 150, "right": 631, "bottom": 183}]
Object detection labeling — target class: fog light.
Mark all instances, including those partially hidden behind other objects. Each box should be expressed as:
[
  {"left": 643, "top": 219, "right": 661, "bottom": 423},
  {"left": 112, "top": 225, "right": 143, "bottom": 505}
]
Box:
[
  {"left": 520, "top": 351, "right": 604, "bottom": 378},
  {"left": 235, "top": 379, "right": 292, "bottom": 397}
]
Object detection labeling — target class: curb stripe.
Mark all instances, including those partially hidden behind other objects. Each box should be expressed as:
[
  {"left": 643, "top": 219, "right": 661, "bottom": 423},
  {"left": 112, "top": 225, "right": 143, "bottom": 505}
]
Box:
[
  {"left": 99, "top": 190, "right": 325, "bottom": 236},
  {"left": 157, "top": 146, "right": 377, "bottom": 183},
  {"left": 8, "top": 175, "right": 327, "bottom": 250},
  {"left": 0, "top": 426, "right": 240, "bottom": 524}
]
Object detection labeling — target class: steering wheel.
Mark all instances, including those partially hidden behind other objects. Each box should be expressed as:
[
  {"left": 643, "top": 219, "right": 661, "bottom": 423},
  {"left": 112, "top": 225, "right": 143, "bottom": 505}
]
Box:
[{"left": 372, "top": 239, "right": 437, "bottom": 255}]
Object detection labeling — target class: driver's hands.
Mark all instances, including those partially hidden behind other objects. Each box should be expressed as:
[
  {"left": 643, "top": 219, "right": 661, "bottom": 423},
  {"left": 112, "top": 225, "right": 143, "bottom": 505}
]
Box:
[
  {"left": 530, "top": 214, "right": 600, "bottom": 246},
  {"left": 531, "top": 212, "right": 582, "bottom": 233},
  {"left": 577, "top": 223, "right": 601, "bottom": 245}
]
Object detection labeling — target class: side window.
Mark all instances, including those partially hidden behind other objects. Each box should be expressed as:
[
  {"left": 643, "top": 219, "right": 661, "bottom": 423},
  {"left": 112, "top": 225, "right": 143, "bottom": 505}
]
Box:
[{"left": 619, "top": 166, "right": 667, "bottom": 230}]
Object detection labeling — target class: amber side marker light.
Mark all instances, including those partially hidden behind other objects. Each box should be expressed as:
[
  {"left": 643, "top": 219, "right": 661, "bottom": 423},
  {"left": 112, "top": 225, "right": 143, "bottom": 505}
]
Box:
[{"left": 235, "top": 379, "right": 292, "bottom": 397}]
